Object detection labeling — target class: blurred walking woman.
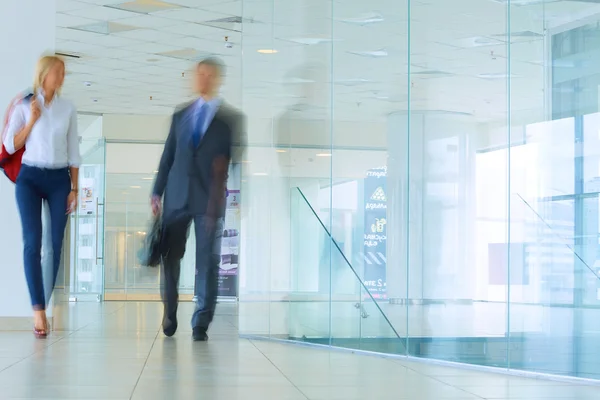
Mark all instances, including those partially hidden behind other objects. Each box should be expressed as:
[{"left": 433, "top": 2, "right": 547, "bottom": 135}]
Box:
[{"left": 3, "top": 55, "right": 81, "bottom": 338}]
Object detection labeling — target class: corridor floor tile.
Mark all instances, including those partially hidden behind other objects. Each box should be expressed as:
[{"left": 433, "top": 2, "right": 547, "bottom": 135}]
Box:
[{"left": 0, "top": 302, "right": 597, "bottom": 400}]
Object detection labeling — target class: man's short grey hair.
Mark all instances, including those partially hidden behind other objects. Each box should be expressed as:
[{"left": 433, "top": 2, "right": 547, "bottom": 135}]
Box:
[{"left": 198, "top": 57, "right": 225, "bottom": 77}]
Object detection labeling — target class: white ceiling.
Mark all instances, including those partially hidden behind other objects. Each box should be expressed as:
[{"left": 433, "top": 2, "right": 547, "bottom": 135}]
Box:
[{"left": 57, "top": 0, "right": 600, "bottom": 125}]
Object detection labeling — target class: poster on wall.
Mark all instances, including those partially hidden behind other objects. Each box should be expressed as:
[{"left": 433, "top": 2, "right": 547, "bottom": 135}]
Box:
[
  {"left": 363, "top": 167, "right": 387, "bottom": 299},
  {"left": 218, "top": 189, "right": 240, "bottom": 297},
  {"left": 79, "top": 178, "right": 95, "bottom": 215}
]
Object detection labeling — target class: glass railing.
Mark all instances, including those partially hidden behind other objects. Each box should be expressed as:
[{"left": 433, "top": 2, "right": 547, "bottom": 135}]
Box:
[
  {"left": 283, "top": 187, "right": 600, "bottom": 378},
  {"left": 507, "top": 192, "right": 600, "bottom": 378},
  {"left": 288, "top": 187, "right": 405, "bottom": 353}
]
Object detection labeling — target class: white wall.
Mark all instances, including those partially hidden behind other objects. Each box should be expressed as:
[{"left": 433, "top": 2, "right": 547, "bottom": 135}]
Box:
[{"left": 0, "top": 0, "right": 56, "bottom": 317}]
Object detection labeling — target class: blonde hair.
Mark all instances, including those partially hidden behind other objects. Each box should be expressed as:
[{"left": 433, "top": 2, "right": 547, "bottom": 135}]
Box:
[{"left": 33, "top": 55, "right": 65, "bottom": 94}]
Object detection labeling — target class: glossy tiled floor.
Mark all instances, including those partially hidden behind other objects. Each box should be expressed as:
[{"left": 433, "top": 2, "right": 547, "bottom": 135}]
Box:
[{"left": 0, "top": 302, "right": 598, "bottom": 399}]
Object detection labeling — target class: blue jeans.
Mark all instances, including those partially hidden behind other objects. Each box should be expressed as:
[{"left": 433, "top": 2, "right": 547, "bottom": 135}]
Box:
[
  {"left": 15, "top": 165, "right": 71, "bottom": 310},
  {"left": 161, "top": 214, "right": 224, "bottom": 330}
]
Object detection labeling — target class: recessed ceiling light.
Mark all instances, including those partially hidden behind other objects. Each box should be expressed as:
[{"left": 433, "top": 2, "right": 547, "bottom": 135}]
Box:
[
  {"left": 257, "top": 49, "right": 278, "bottom": 54},
  {"left": 253, "top": 172, "right": 268, "bottom": 176},
  {"left": 142, "top": 177, "right": 153, "bottom": 180},
  {"left": 276, "top": 149, "right": 287, "bottom": 153},
  {"left": 316, "top": 153, "right": 332, "bottom": 157},
  {"left": 130, "top": 186, "right": 141, "bottom": 189},
  {"left": 348, "top": 49, "right": 388, "bottom": 58}
]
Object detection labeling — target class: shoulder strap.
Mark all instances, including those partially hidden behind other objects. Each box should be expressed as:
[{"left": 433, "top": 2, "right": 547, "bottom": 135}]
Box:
[{"left": 1, "top": 91, "right": 29, "bottom": 143}]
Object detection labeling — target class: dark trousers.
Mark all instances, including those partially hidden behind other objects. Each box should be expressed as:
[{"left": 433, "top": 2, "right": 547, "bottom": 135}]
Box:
[
  {"left": 15, "top": 165, "right": 71, "bottom": 310},
  {"left": 161, "top": 214, "right": 224, "bottom": 330}
]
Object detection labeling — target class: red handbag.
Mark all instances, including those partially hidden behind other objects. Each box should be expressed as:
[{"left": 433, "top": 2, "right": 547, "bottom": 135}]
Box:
[{"left": 0, "top": 92, "right": 31, "bottom": 183}]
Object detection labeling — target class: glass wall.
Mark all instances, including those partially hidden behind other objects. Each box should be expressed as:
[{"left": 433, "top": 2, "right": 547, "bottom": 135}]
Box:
[
  {"left": 238, "top": 0, "right": 600, "bottom": 379},
  {"left": 102, "top": 142, "right": 243, "bottom": 301},
  {"left": 103, "top": 142, "right": 199, "bottom": 300}
]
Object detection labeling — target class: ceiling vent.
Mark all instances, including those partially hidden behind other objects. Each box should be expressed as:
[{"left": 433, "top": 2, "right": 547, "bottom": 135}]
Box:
[
  {"left": 207, "top": 16, "right": 243, "bottom": 24},
  {"left": 201, "top": 16, "right": 260, "bottom": 32},
  {"left": 55, "top": 51, "right": 81, "bottom": 59}
]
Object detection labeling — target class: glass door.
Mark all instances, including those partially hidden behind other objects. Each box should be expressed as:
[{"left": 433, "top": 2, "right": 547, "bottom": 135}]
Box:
[{"left": 68, "top": 138, "right": 106, "bottom": 301}]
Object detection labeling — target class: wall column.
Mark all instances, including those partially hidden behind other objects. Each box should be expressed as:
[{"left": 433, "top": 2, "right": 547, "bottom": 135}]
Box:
[{"left": 0, "top": 0, "right": 56, "bottom": 319}]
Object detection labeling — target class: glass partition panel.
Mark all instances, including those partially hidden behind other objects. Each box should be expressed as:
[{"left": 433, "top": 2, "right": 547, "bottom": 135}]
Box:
[
  {"left": 104, "top": 142, "right": 165, "bottom": 300},
  {"left": 404, "top": 0, "right": 510, "bottom": 367},
  {"left": 507, "top": 1, "right": 600, "bottom": 379},
  {"left": 235, "top": 0, "right": 600, "bottom": 382},
  {"left": 103, "top": 142, "right": 238, "bottom": 301},
  {"left": 289, "top": 188, "right": 403, "bottom": 352},
  {"left": 67, "top": 138, "right": 106, "bottom": 301}
]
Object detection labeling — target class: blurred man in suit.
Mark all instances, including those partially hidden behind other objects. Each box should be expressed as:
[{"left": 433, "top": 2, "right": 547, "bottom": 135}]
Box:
[{"left": 152, "top": 57, "right": 245, "bottom": 341}]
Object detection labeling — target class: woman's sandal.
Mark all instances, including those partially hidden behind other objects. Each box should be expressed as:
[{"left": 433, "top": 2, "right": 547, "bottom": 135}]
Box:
[
  {"left": 33, "top": 314, "right": 48, "bottom": 339},
  {"left": 33, "top": 326, "right": 47, "bottom": 339}
]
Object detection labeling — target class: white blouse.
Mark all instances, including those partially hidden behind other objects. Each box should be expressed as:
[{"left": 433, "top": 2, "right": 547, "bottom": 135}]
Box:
[{"left": 3, "top": 91, "right": 81, "bottom": 169}]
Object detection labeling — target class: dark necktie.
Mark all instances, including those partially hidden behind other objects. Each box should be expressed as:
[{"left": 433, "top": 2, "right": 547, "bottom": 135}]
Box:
[{"left": 192, "top": 104, "right": 208, "bottom": 147}]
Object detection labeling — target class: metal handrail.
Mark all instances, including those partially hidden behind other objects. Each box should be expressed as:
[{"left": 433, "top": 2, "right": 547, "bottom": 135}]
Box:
[
  {"left": 294, "top": 187, "right": 402, "bottom": 340},
  {"left": 514, "top": 193, "right": 600, "bottom": 281}
]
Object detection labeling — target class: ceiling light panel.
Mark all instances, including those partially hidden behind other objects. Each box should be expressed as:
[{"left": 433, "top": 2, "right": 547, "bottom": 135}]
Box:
[
  {"left": 107, "top": 0, "right": 183, "bottom": 14},
  {"left": 70, "top": 21, "right": 139, "bottom": 34},
  {"left": 161, "top": 0, "right": 234, "bottom": 6},
  {"left": 75, "top": 0, "right": 132, "bottom": 4}
]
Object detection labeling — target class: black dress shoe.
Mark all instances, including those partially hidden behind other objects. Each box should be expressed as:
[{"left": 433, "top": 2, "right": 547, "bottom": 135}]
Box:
[
  {"left": 192, "top": 327, "right": 208, "bottom": 342},
  {"left": 162, "top": 315, "right": 178, "bottom": 337}
]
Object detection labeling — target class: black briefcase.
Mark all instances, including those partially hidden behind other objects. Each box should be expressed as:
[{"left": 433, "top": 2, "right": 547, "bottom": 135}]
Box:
[{"left": 138, "top": 215, "right": 162, "bottom": 267}]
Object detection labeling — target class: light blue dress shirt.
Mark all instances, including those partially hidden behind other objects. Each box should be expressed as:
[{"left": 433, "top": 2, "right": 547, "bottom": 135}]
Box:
[{"left": 194, "top": 97, "right": 221, "bottom": 136}]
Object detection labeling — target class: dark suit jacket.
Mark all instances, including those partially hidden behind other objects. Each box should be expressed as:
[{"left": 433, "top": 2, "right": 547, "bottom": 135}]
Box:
[{"left": 153, "top": 100, "right": 245, "bottom": 223}]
